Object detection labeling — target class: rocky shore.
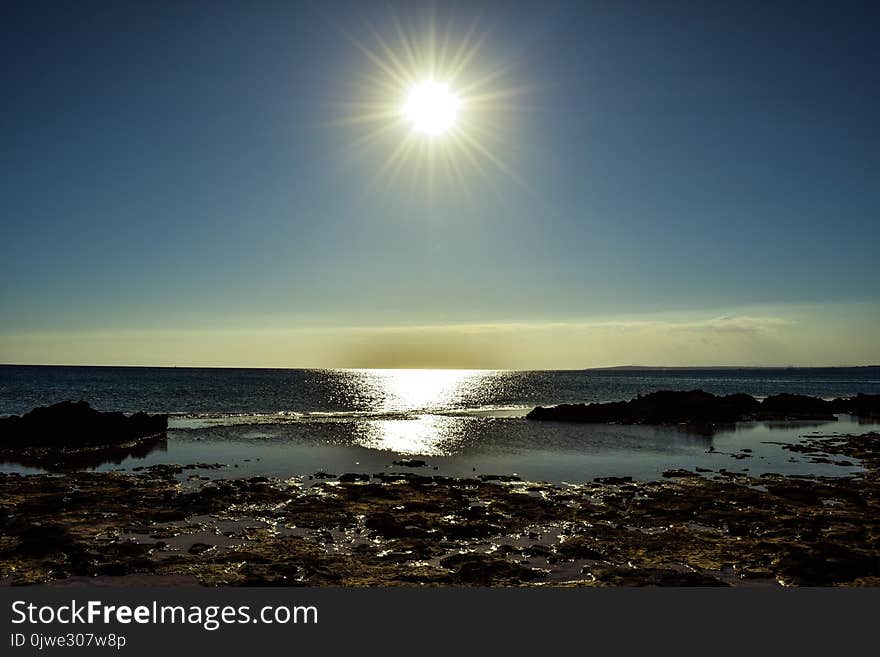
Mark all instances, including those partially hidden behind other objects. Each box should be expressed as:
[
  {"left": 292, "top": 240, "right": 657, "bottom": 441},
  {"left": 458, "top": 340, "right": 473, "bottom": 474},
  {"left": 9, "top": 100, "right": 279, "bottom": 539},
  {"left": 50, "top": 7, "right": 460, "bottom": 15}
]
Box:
[
  {"left": 2, "top": 397, "right": 878, "bottom": 586},
  {"left": 2, "top": 428, "right": 879, "bottom": 587},
  {"left": 526, "top": 389, "right": 880, "bottom": 425}
]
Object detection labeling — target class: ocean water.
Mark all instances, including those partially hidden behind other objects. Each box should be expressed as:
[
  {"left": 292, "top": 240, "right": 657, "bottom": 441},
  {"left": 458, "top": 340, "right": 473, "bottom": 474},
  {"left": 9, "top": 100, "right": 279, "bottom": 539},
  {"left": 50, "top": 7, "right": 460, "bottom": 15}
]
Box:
[{"left": 1, "top": 365, "right": 878, "bottom": 481}]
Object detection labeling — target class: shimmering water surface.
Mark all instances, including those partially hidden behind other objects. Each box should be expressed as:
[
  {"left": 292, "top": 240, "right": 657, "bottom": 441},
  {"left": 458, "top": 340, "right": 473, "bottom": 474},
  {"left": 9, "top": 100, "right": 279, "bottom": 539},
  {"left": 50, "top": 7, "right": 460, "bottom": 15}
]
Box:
[{"left": 2, "top": 365, "right": 878, "bottom": 481}]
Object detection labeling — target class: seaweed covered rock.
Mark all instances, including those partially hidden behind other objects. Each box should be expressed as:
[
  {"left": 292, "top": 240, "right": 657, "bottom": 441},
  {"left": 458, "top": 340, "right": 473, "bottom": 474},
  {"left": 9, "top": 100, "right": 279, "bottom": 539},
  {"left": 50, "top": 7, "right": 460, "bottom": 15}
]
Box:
[{"left": 0, "top": 400, "right": 167, "bottom": 447}]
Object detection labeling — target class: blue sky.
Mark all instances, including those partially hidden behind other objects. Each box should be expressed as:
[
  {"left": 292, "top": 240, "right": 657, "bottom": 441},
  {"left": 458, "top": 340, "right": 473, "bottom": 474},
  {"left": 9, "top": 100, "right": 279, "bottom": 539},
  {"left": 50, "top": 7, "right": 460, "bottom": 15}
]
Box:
[{"left": 2, "top": 1, "right": 878, "bottom": 367}]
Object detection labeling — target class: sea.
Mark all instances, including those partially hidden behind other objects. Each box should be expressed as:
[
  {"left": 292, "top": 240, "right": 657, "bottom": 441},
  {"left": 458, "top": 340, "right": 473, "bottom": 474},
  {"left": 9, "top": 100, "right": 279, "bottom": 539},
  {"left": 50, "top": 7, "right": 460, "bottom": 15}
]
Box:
[{"left": 2, "top": 365, "right": 879, "bottom": 482}]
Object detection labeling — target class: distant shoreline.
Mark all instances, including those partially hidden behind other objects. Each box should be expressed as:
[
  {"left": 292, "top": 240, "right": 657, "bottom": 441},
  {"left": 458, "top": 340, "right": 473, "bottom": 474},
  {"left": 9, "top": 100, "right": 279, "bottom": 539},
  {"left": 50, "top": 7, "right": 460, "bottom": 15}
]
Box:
[
  {"left": 587, "top": 364, "right": 880, "bottom": 371},
  {"left": 1, "top": 363, "right": 879, "bottom": 371}
]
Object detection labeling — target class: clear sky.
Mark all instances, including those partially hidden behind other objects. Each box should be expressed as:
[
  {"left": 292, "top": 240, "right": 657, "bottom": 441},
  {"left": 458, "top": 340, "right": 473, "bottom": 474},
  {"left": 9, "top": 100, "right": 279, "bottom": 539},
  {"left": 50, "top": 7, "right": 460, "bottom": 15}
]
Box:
[{"left": 2, "top": 0, "right": 878, "bottom": 368}]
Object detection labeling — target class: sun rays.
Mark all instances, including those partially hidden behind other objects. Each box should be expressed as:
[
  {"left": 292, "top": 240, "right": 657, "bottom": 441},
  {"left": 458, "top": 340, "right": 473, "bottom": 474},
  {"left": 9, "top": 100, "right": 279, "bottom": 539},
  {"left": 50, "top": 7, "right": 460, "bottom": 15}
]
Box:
[{"left": 332, "top": 11, "right": 528, "bottom": 198}]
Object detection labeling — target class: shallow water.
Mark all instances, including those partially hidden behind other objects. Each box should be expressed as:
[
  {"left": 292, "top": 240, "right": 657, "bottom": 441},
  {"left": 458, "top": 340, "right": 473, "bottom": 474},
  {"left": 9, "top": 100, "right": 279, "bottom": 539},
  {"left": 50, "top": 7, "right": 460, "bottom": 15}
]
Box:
[
  {"left": 2, "top": 413, "right": 870, "bottom": 483},
  {"left": 2, "top": 366, "right": 877, "bottom": 482}
]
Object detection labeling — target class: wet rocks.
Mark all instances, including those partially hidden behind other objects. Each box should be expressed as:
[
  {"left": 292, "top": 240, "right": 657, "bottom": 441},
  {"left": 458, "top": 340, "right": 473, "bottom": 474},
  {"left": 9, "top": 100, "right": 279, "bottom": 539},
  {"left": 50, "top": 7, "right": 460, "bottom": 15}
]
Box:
[
  {"left": 440, "top": 553, "right": 545, "bottom": 585},
  {"left": 372, "top": 472, "right": 434, "bottom": 485},
  {"left": 338, "top": 473, "right": 370, "bottom": 483},
  {"left": 594, "top": 476, "right": 633, "bottom": 485},
  {"left": 662, "top": 469, "right": 701, "bottom": 478},
  {"left": 392, "top": 459, "right": 428, "bottom": 468},
  {"left": 555, "top": 536, "right": 604, "bottom": 560},
  {"left": 775, "top": 543, "right": 880, "bottom": 586},
  {"left": 13, "top": 523, "right": 82, "bottom": 558},
  {"left": 1, "top": 430, "right": 879, "bottom": 587},
  {"left": 364, "top": 512, "right": 426, "bottom": 538},
  {"left": 585, "top": 566, "right": 729, "bottom": 587}
]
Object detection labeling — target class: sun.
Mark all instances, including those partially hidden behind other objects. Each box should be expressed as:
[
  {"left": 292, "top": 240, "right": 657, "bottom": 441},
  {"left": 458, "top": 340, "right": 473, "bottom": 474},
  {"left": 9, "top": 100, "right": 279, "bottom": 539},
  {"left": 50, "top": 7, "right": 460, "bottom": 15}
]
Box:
[
  {"left": 402, "top": 81, "right": 461, "bottom": 136},
  {"left": 335, "top": 10, "right": 528, "bottom": 195}
]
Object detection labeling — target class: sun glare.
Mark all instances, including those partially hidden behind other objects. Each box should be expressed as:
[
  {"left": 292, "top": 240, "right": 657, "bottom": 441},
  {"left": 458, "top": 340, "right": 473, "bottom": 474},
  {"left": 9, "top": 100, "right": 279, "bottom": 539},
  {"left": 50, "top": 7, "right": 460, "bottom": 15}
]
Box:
[
  {"left": 335, "top": 11, "right": 527, "bottom": 195},
  {"left": 402, "top": 81, "right": 461, "bottom": 136}
]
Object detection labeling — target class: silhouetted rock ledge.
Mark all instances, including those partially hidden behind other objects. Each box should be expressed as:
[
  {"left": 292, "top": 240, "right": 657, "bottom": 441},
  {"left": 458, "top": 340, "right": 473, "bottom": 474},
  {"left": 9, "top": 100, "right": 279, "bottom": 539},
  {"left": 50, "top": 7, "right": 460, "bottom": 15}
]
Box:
[
  {"left": 526, "top": 390, "right": 880, "bottom": 425},
  {"left": 0, "top": 401, "right": 167, "bottom": 448}
]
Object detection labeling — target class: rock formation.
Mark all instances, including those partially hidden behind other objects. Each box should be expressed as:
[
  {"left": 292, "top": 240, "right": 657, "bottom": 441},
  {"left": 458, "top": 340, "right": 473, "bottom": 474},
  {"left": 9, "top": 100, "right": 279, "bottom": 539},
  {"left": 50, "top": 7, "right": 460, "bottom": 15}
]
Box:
[
  {"left": 0, "top": 400, "right": 167, "bottom": 447},
  {"left": 526, "top": 390, "right": 880, "bottom": 425}
]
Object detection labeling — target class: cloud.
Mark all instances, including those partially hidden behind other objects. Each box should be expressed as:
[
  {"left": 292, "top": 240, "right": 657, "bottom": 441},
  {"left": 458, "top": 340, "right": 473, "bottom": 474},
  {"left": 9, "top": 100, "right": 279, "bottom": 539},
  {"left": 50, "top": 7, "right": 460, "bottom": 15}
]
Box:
[{"left": 1, "top": 305, "right": 876, "bottom": 368}]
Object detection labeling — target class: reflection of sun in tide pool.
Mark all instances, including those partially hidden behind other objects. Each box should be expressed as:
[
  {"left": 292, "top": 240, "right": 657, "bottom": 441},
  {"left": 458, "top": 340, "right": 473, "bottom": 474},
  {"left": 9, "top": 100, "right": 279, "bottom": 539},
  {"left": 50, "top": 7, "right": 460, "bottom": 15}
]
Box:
[
  {"left": 358, "top": 416, "right": 454, "bottom": 456},
  {"left": 346, "top": 369, "right": 496, "bottom": 455}
]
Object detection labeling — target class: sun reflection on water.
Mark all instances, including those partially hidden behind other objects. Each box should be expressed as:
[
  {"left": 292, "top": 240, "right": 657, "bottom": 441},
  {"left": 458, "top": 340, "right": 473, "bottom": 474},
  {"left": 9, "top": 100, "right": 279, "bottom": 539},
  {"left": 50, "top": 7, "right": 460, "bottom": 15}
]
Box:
[
  {"left": 344, "top": 368, "right": 496, "bottom": 413},
  {"left": 342, "top": 369, "right": 497, "bottom": 455},
  {"left": 357, "top": 416, "right": 458, "bottom": 456}
]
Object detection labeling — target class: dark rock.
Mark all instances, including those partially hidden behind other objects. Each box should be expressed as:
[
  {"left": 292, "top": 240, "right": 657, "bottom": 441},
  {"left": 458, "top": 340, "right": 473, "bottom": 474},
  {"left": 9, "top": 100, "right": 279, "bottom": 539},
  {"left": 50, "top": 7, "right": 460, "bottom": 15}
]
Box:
[
  {"left": 372, "top": 472, "right": 433, "bottom": 485},
  {"left": 478, "top": 474, "right": 521, "bottom": 482},
  {"left": 662, "top": 469, "right": 700, "bottom": 478},
  {"left": 440, "top": 553, "right": 544, "bottom": 585},
  {"left": 112, "top": 541, "right": 158, "bottom": 558},
  {"left": 441, "top": 520, "right": 502, "bottom": 539},
  {"left": 95, "top": 562, "right": 131, "bottom": 577},
  {"left": 526, "top": 389, "right": 879, "bottom": 426},
  {"left": 588, "top": 567, "right": 729, "bottom": 587},
  {"left": 776, "top": 543, "right": 880, "bottom": 586},
  {"left": 527, "top": 390, "right": 760, "bottom": 425},
  {"left": 141, "top": 464, "right": 184, "bottom": 477},
  {"left": 0, "top": 401, "right": 167, "bottom": 447},
  {"left": 376, "top": 550, "right": 415, "bottom": 562},
  {"left": 525, "top": 544, "right": 553, "bottom": 558},
  {"left": 364, "top": 512, "right": 426, "bottom": 538},
  {"left": 593, "top": 476, "right": 633, "bottom": 485},
  {"left": 15, "top": 524, "right": 81, "bottom": 558},
  {"left": 338, "top": 473, "right": 370, "bottom": 483},
  {"left": 556, "top": 537, "right": 603, "bottom": 560},
  {"left": 832, "top": 393, "right": 880, "bottom": 418},
  {"left": 759, "top": 394, "right": 835, "bottom": 420},
  {"left": 392, "top": 459, "right": 427, "bottom": 468},
  {"left": 462, "top": 505, "right": 487, "bottom": 518}
]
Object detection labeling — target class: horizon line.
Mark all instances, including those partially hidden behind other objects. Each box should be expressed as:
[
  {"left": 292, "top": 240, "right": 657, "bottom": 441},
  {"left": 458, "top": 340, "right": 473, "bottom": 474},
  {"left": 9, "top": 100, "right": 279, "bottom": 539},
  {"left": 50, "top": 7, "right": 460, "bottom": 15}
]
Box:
[{"left": 2, "top": 363, "right": 879, "bottom": 371}]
